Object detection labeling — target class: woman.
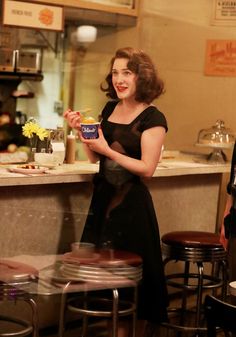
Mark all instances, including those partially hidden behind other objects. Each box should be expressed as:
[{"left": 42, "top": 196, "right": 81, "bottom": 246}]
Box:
[
  {"left": 64, "top": 47, "right": 169, "bottom": 336},
  {"left": 220, "top": 142, "right": 236, "bottom": 283}
]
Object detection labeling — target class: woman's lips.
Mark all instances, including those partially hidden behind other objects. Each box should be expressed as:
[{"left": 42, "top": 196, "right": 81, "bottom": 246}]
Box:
[{"left": 116, "top": 86, "right": 127, "bottom": 92}]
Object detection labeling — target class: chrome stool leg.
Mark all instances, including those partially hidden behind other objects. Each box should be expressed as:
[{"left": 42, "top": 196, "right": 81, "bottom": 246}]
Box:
[
  {"left": 27, "top": 297, "right": 39, "bottom": 337},
  {"left": 112, "top": 289, "right": 119, "bottom": 337},
  {"left": 195, "top": 262, "right": 203, "bottom": 329}
]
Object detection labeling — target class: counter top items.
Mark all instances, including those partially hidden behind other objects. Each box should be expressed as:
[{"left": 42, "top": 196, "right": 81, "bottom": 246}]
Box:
[
  {"left": 34, "top": 152, "right": 61, "bottom": 168},
  {"left": 65, "top": 131, "right": 76, "bottom": 164},
  {"left": 196, "top": 120, "right": 235, "bottom": 163},
  {"left": 8, "top": 164, "right": 49, "bottom": 175},
  {"left": 0, "top": 150, "right": 28, "bottom": 164},
  {"left": 0, "top": 152, "right": 231, "bottom": 186}
]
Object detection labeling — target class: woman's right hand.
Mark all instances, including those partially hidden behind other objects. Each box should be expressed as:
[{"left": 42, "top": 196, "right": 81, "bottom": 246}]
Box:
[{"left": 63, "top": 109, "right": 81, "bottom": 130}]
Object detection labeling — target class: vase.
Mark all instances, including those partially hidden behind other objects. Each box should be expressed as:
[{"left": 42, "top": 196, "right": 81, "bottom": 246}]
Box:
[{"left": 28, "top": 135, "right": 39, "bottom": 162}]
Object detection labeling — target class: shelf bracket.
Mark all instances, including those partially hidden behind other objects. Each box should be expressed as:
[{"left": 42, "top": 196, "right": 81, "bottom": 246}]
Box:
[{"left": 36, "top": 31, "right": 59, "bottom": 56}]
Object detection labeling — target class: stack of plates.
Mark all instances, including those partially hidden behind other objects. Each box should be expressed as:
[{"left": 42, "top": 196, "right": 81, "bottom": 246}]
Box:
[
  {"left": 56, "top": 249, "right": 143, "bottom": 283},
  {"left": 60, "top": 261, "right": 142, "bottom": 282}
]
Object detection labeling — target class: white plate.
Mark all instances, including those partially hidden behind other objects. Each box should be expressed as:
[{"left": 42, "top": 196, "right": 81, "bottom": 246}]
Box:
[{"left": 8, "top": 166, "right": 49, "bottom": 174}]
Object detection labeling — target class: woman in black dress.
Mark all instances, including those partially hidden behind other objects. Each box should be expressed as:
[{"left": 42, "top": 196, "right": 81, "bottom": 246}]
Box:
[
  {"left": 220, "top": 142, "right": 236, "bottom": 283},
  {"left": 64, "top": 47, "right": 169, "bottom": 337}
]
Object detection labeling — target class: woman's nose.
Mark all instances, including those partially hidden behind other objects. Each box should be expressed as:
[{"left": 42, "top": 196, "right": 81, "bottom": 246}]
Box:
[{"left": 116, "top": 73, "right": 124, "bottom": 83}]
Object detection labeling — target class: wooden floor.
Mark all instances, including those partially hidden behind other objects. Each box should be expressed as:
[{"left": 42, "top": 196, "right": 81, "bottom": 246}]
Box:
[
  {"left": 40, "top": 293, "right": 228, "bottom": 337},
  {"left": 39, "top": 316, "right": 226, "bottom": 337}
]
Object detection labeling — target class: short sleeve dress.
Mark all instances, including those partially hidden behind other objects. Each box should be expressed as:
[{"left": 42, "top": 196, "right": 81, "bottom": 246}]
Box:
[
  {"left": 81, "top": 100, "right": 169, "bottom": 323},
  {"left": 225, "top": 141, "right": 236, "bottom": 282}
]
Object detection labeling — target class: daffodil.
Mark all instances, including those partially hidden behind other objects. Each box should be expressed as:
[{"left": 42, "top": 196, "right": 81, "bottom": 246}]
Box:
[{"left": 22, "top": 121, "right": 49, "bottom": 140}]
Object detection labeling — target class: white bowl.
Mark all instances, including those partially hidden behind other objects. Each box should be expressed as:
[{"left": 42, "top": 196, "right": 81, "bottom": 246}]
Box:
[{"left": 34, "top": 152, "right": 61, "bottom": 167}]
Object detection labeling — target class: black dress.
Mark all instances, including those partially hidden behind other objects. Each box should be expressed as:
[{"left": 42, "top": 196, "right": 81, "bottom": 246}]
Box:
[{"left": 82, "top": 101, "right": 169, "bottom": 323}]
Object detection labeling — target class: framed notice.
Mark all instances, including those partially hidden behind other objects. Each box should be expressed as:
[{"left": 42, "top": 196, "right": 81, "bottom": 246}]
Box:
[
  {"left": 212, "top": 0, "right": 236, "bottom": 26},
  {"left": 205, "top": 40, "right": 236, "bottom": 77},
  {"left": 2, "top": 0, "right": 64, "bottom": 31}
]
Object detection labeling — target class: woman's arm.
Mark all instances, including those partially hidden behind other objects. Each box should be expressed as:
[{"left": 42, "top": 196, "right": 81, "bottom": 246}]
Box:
[
  {"left": 83, "top": 126, "right": 166, "bottom": 177},
  {"left": 220, "top": 194, "right": 233, "bottom": 249}
]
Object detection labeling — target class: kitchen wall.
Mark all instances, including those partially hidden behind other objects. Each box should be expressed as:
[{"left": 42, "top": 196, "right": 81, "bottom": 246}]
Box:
[
  {"left": 63, "top": 0, "right": 236, "bottom": 160},
  {"left": 15, "top": 0, "right": 236, "bottom": 161},
  {"left": 140, "top": 0, "right": 236, "bottom": 156}
]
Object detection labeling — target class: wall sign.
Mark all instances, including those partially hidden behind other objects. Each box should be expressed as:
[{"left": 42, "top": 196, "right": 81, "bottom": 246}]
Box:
[
  {"left": 212, "top": 0, "right": 236, "bottom": 26},
  {"left": 205, "top": 40, "right": 236, "bottom": 77},
  {"left": 2, "top": 0, "right": 64, "bottom": 31}
]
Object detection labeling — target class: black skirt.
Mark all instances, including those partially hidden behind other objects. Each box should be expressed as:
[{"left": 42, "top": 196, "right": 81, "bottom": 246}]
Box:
[{"left": 82, "top": 174, "right": 169, "bottom": 323}]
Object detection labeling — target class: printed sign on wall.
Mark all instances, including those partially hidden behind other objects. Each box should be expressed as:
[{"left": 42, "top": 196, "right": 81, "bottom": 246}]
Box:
[
  {"left": 2, "top": 0, "right": 64, "bottom": 31},
  {"left": 205, "top": 40, "right": 236, "bottom": 77},
  {"left": 212, "top": 0, "right": 236, "bottom": 26}
]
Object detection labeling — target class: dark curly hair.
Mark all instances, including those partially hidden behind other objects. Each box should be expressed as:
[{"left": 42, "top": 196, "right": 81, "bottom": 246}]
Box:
[{"left": 100, "top": 47, "right": 165, "bottom": 104}]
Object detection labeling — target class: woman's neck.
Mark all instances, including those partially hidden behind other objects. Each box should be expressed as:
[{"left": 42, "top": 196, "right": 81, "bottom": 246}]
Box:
[{"left": 108, "top": 99, "right": 150, "bottom": 124}]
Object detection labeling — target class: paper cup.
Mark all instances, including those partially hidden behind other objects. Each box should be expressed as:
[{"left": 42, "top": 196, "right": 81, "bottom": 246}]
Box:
[{"left": 81, "top": 123, "right": 100, "bottom": 139}]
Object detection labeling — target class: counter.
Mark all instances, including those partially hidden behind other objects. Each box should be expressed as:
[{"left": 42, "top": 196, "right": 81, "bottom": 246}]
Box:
[
  {"left": 0, "top": 151, "right": 230, "bottom": 329},
  {"left": 0, "top": 151, "right": 230, "bottom": 186},
  {"left": 0, "top": 151, "right": 230, "bottom": 257},
  {"left": 0, "top": 152, "right": 230, "bottom": 257}
]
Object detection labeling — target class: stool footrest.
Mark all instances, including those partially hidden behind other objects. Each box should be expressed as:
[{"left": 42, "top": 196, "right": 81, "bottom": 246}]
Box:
[
  {"left": 166, "top": 272, "right": 224, "bottom": 291},
  {"left": 67, "top": 296, "right": 136, "bottom": 318},
  {"left": 0, "top": 315, "right": 33, "bottom": 337}
]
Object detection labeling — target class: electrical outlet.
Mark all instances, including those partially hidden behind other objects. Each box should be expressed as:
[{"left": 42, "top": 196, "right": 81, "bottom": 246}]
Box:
[{"left": 54, "top": 101, "right": 63, "bottom": 115}]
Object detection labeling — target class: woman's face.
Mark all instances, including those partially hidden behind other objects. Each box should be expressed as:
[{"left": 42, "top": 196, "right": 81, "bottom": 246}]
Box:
[{"left": 111, "top": 58, "right": 137, "bottom": 101}]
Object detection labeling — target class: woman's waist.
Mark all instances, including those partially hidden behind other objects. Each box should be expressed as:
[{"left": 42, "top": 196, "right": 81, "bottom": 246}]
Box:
[{"left": 98, "top": 158, "right": 138, "bottom": 186}]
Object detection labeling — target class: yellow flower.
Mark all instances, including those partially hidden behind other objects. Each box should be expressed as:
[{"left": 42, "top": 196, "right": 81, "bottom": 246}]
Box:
[
  {"left": 37, "top": 127, "right": 49, "bottom": 140},
  {"left": 22, "top": 121, "right": 49, "bottom": 140}
]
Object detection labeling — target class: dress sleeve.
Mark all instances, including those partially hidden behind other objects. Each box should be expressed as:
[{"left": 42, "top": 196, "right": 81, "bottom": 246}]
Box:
[
  {"left": 140, "top": 107, "right": 168, "bottom": 133},
  {"left": 227, "top": 141, "right": 236, "bottom": 194}
]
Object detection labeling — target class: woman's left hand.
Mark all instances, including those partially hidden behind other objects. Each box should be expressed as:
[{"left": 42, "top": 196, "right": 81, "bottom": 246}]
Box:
[{"left": 80, "top": 128, "right": 110, "bottom": 156}]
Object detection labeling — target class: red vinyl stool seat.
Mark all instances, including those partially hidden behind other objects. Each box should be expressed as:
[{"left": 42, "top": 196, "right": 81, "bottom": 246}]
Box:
[
  {"left": 0, "top": 260, "right": 38, "bottom": 337},
  {"left": 161, "top": 231, "right": 227, "bottom": 335}
]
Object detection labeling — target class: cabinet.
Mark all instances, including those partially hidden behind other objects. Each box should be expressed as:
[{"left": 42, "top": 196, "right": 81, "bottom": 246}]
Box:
[{"left": 30, "top": 0, "right": 139, "bottom": 17}]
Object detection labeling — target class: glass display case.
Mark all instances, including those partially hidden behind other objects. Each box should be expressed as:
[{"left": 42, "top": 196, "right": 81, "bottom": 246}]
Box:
[{"left": 196, "top": 120, "right": 235, "bottom": 163}]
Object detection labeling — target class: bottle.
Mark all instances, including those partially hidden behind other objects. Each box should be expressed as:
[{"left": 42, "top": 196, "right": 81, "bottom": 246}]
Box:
[{"left": 65, "top": 131, "right": 76, "bottom": 164}]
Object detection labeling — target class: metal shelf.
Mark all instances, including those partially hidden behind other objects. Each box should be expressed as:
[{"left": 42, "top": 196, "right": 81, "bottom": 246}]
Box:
[{"left": 0, "top": 72, "right": 43, "bottom": 82}]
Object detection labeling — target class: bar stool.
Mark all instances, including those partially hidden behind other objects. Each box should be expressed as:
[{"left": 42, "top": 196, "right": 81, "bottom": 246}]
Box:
[
  {"left": 0, "top": 260, "right": 38, "bottom": 337},
  {"left": 58, "top": 249, "right": 143, "bottom": 337},
  {"left": 161, "top": 231, "right": 228, "bottom": 335}
]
